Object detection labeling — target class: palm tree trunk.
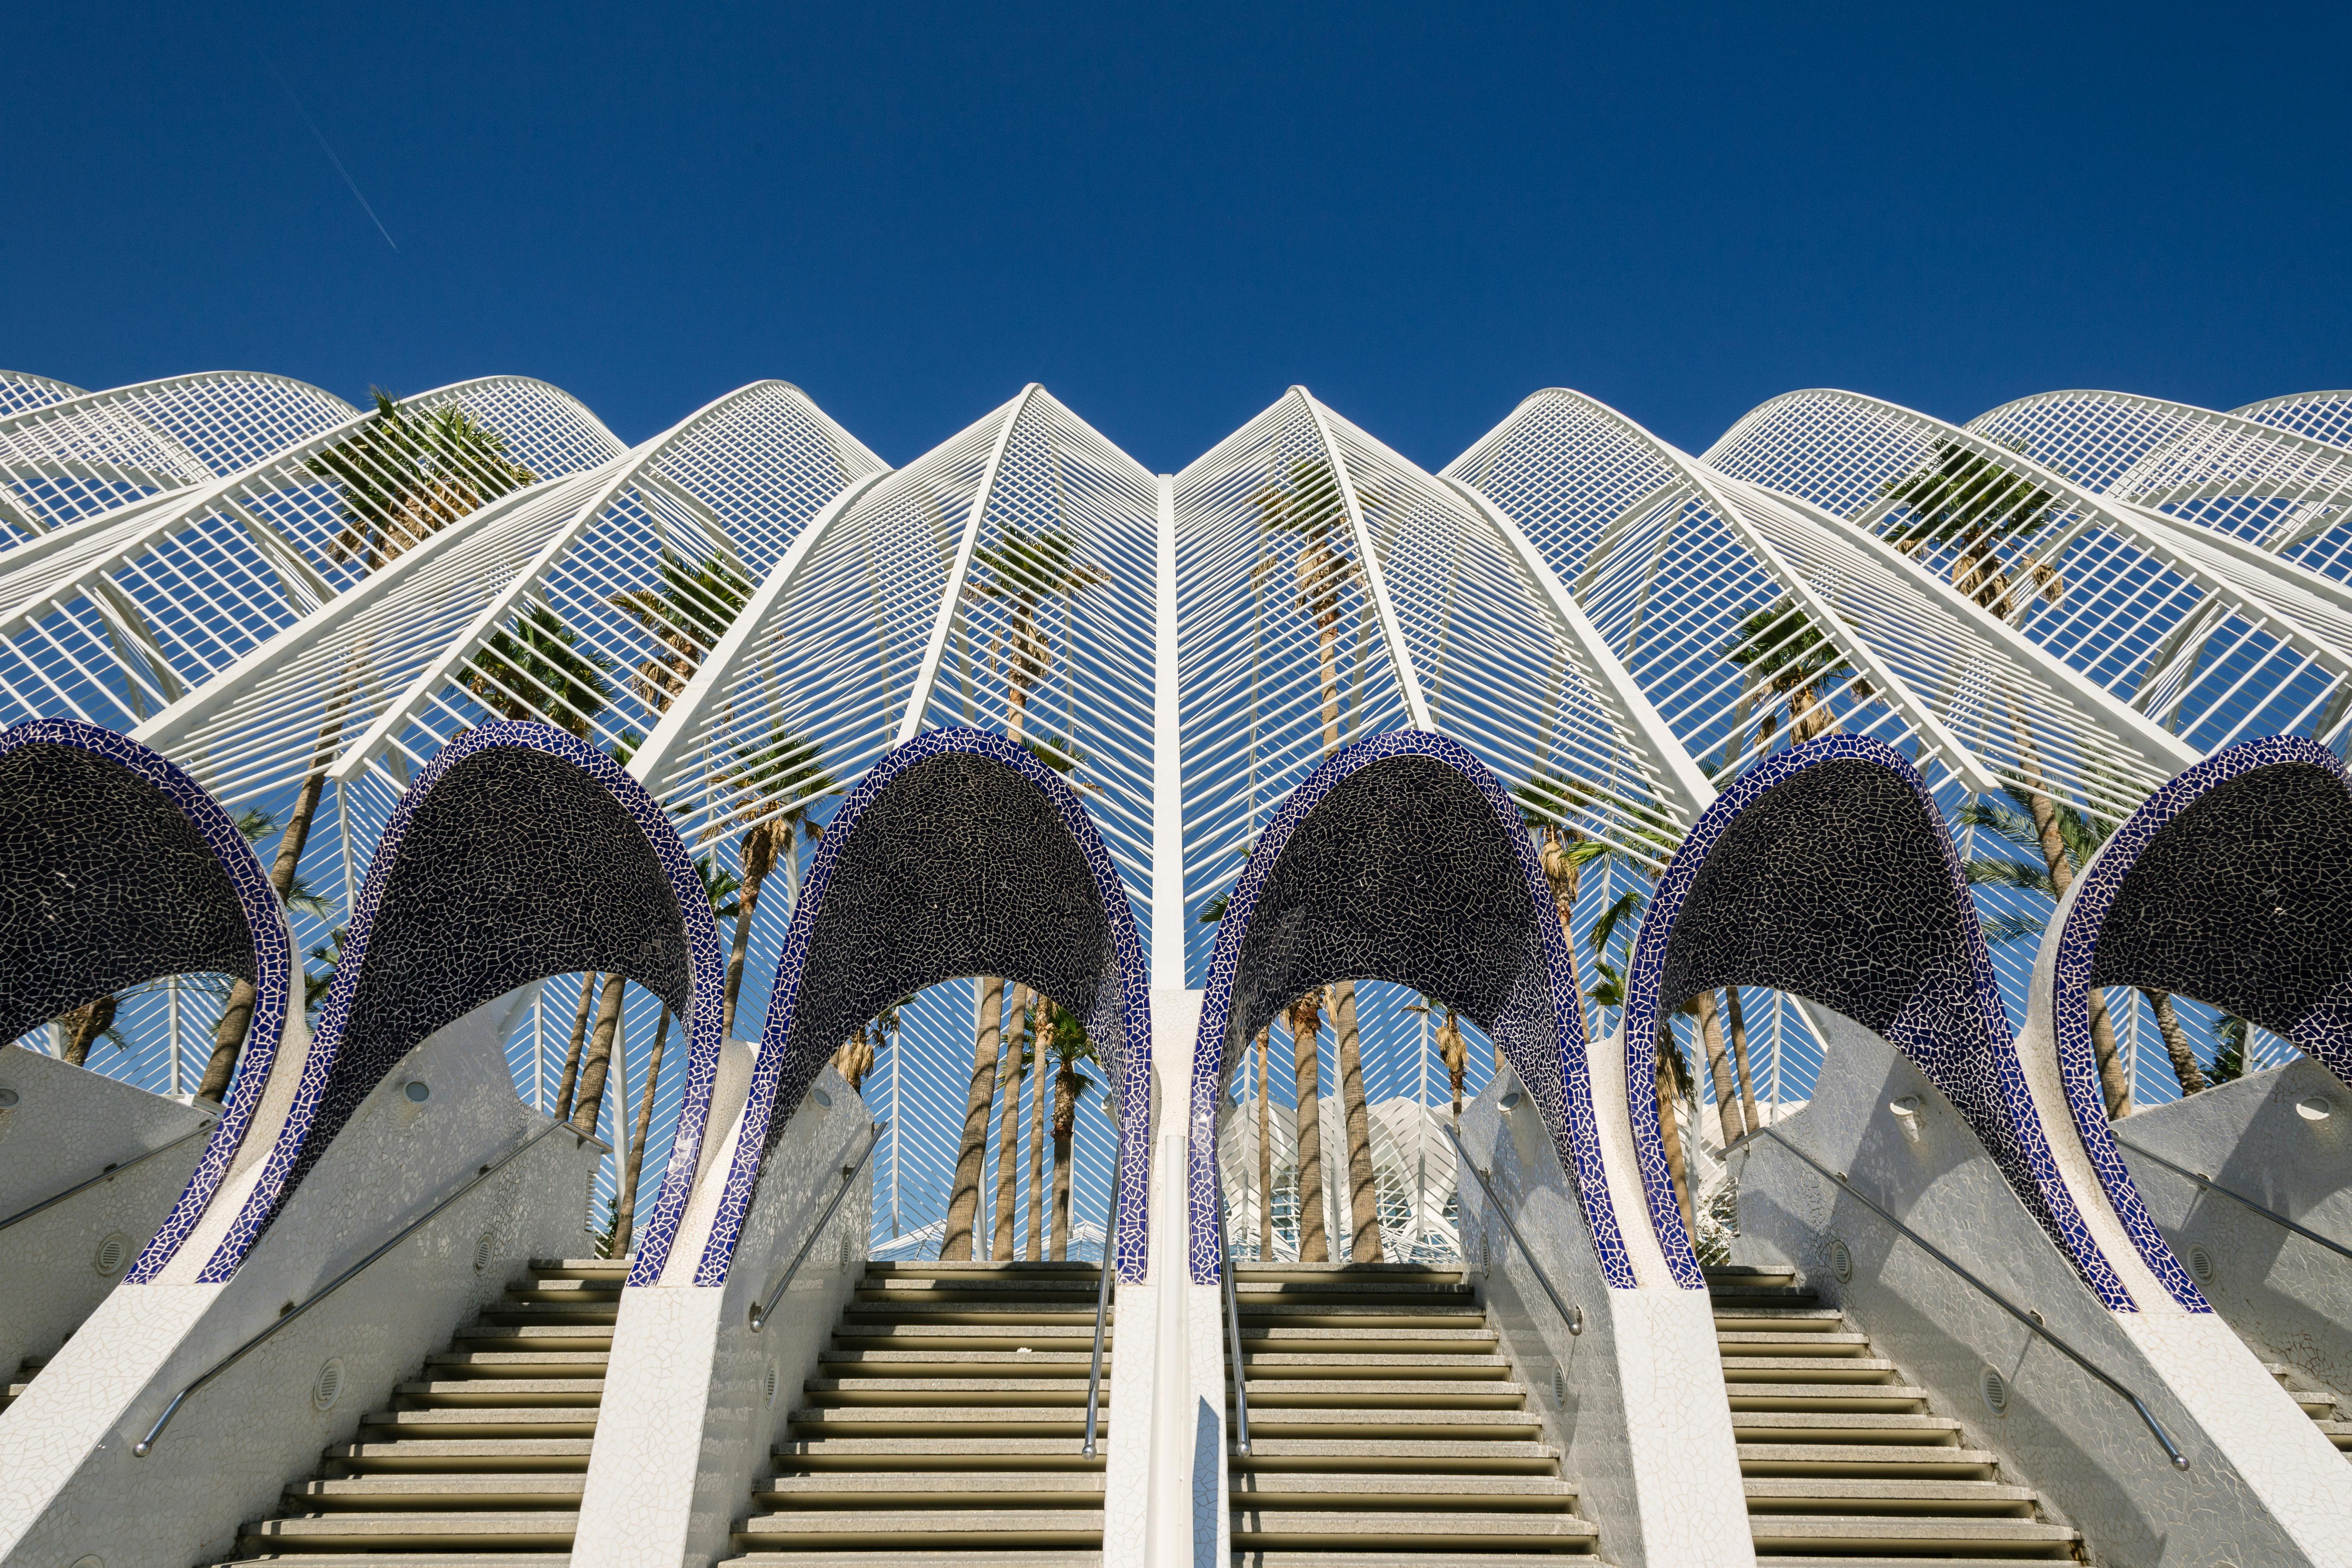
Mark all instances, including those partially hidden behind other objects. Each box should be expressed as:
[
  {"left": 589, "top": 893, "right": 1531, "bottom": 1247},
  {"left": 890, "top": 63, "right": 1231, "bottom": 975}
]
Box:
[
  {"left": 1694, "top": 990, "right": 1746, "bottom": 1147},
  {"left": 722, "top": 822, "right": 776, "bottom": 1041},
  {"left": 199, "top": 762, "right": 331, "bottom": 1103},
  {"left": 1329, "top": 982, "right": 1383, "bottom": 1263},
  {"left": 1024, "top": 1025, "right": 1049, "bottom": 1262},
  {"left": 1289, "top": 996, "right": 1329, "bottom": 1263},
  {"left": 2020, "top": 786, "right": 2132, "bottom": 1117},
  {"left": 940, "top": 976, "right": 1010, "bottom": 1261},
  {"left": 1655, "top": 1024, "right": 1694, "bottom": 1236},
  {"left": 1050, "top": 1116, "right": 1076, "bottom": 1261},
  {"left": 610, "top": 1006, "right": 670, "bottom": 1259},
  {"left": 554, "top": 973, "right": 598, "bottom": 1121},
  {"left": 59, "top": 995, "right": 116, "bottom": 1067},
  {"left": 570, "top": 974, "right": 625, "bottom": 1138},
  {"left": 991, "top": 988, "right": 1031, "bottom": 1262},
  {"left": 1725, "top": 987, "right": 1760, "bottom": 1133},
  {"left": 2143, "top": 990, "right": 2210, "bottom": 1096},
  {"left": 1255, "top": 1027, "right": 1274, "bottom": 1261}
]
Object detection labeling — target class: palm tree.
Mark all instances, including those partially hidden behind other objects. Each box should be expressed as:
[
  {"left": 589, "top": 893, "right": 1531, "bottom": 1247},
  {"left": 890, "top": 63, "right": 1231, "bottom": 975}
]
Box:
[
  {"left": 607, "top": 550, "right": 754, "bottom": 716},
  {"left": 554, "top": 974, "right": 601, "bottom": 1121},
  {"left": 1286, "top": 992, "right": 1330, "bottom": 1263},
  {"left": 1047, "top": 1014, "right": 1101, "bottom": 1261},
  {"left": 608, "top": 1005, "right": 672, "bottom": 1258},
  {"left": 1721, "top": 600, "right": 1856, "bottom": 763},
  {"left": 1253, "top": 1025, "right": 1274, "bottom": 1259},
  {"left": 571, "top": 972, "right": 626, "bottom": 1138},
  {"left": 318, "top": 391, "right": 537, "bottom": 571},
  {"left": 186, "top": 396, "right": 540, "bottom": 1104},
  {"left": 1254, "top": 457, "right": 1384, "bottom": 1261},
  {"left": 1963, "top": 792, "right": 2208, "bottom": 1102},
  {"left": 942, "top": 521, "right": 1109, "bottom": 1258},
  {"left": 1023, "top": 999, "right": 1066, "bottom": 1261},
  {"left": 1879, "top": 438, "right": 2066, "bottom": 622},
  {"left": 716, "top": 731, "right": 834, "bottom": 1040},
  {"left": 2210, "top": 1015, "right": 2249, "bottom": 1084},
  {"left": 831, "top": 997, "right": 904, "bottom": 1097},
  {"left": 1512, "top": 771, "right": 1715, "bottom": 1214},
  {"left": 467, "top": 605, "right": 612, "bottom": 738},
  {"left": 991, "top": 987, "right": 1036, "bottom": 1261}
]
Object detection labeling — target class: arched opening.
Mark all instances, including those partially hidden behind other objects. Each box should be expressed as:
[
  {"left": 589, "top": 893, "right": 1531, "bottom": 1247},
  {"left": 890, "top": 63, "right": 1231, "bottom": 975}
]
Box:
[
  {"left": 633, "top": 727, "right": 1150, "bottom": 1290},
  {"left": 0, "top": 718, "right": 289, "bottom": 1098},
  {"left": 137, "top": 721, "right": 721, "bottom": 1283},
  {"left": 1185, "top": 730, "right": 1642, "bottom": 1288},
  {"left": 2074, "top": 739, "right": 2352, "bottom": 1090},
  {"left": 1627, "top": 735, "right": 2172, "bottom": 1310}
]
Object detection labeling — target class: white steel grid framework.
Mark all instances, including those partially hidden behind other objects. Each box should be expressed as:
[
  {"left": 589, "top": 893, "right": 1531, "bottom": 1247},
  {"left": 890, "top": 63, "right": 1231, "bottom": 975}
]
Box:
[{"left": 6, "top": 363, "right": 2347, "bottom": 1255}]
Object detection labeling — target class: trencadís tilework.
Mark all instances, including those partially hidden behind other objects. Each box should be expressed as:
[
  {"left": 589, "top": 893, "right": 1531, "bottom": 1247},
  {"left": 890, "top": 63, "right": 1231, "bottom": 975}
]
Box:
[
  {"left": 175, "top": 721, "right": 722, "bottom": 1283},
  {"left": 1626, "top": 734, "right": 2156, "bottom": 1310},
  {"left": 642, "top": 726, "right": 1152, "bottom": 1289},
  {"left": 1184, "top": 729, "right": 1635, "bottom": 1288}
]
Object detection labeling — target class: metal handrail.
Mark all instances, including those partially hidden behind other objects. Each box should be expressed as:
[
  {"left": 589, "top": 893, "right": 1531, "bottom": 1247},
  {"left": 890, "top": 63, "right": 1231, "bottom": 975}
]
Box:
[
  {"left": 0, "top": 1117, "right": 217, "bottom": 1234},
  {"left": 749, "top": 1119, "right": 886, "bottom": 1332},
  {"left": 1741, "top": 1125, "right": 2189, "bottom": 1471},
  {"left": 1214, "top": 1176, "right": 1252, "bottom": 1454},
  {"left": 2112, "top": 1132, "right": 2352, "bottom": 1264},
  {"left": 1443, "top": 1121, "right": 1583, "bottom": 1337},
  {"left": 136, "top": 1114, "right": 590, "bottom": 1456},
  {"left": 1083, "top": 1140, "right": 1121, "bottom": 1458}
]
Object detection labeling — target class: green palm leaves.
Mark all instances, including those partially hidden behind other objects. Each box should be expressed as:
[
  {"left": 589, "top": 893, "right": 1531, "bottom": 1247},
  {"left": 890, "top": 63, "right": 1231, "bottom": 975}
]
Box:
[{"left": 319, "top": 390, "right": 537, "bottom": 570}]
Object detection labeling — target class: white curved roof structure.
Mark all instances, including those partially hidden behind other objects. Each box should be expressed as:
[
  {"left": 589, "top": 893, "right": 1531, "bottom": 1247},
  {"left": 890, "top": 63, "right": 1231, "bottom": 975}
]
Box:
[{"left": 1707, "top": 388, "right": 2352, "bottom": 753}]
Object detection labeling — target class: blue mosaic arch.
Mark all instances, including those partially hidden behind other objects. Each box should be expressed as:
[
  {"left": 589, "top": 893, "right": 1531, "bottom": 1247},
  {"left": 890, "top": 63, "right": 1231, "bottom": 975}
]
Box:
[
  {"left": 0, "top": 718, "right": 293, "bottom": 1275},
  {"left": 1625, "top": 734, "right": 2198, "bottom": 1312},
  {"left": 1184, "top": 729, "right": 1641, "bottom": 1288},
  {"left": 2052, "top": 735, "right": 2352, "bottom": 1260},
  {"left": 132, "top": 721, "right": 724, "bottom": 1284},
  {"left": 633, "top": 726, "right": 1152, "bottom": 1290}
]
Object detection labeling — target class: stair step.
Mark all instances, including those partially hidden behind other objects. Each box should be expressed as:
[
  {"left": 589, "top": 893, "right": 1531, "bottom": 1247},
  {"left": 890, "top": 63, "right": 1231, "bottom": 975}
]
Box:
[
  {"left": 1227, "top": 1474, "right": 1576, "bottom": 1510},
  {"left": 1746, "top": 1515, "right": 2078, "bottom": 1554},
  {"left": 1228, "top": 1509, "right": 1599, "bottom": 1548},
  {"left": 775, "top": 1437, "right": 1110, "bottom": 1469},
  {"left": 1722, "top": 1357, "right": 1897, "bottom": 1382},
  {"left": 1724, "top": 1383, "right": 1931, "bottom": 1413},
  {"left": 237, "top": 1512, "right": 577, "bottom": 1549},
  {"left": 721, "top": 1555, "right": 1098, "bottom": 1568},
  {"left": 1230, "top": 1555, "right": 1602, "bottom": 1567},
  {"left": 290, "top": 1475, "right": 587, "bottom": 1509},
  {"left": 1236, "top": 1378, "right": 1528, "bottom": 1409},
  {"left": 1737, "top": 1444, "right": 2000, "bottom": 1480},
  {"left": 1729, "top": 1412, "right": 1968, "bottom": 1444},
  {"left": 325, "top": 1438, "right": 596, "bottom": 1472},
  {"left": 359, "top": 1407, "right": 601, "bottom": 1438},
  {"left": 788, "top": 1407, "right": 1109, "bottom": 1437},
  {"left": 218, "top": 1556, "right": 573, "bottom": 1567},
  {"left": 1236, "top": 1408, "right": 1544, "bottom": 1439},
  {"left": 1743, "top": 1478, "right": 2039, "bottom": 1515},
  {"left": 735, "top": 1508, "right": 1104, "bottom": 1548},
  {"left": 756, "top": 1473, "right": 1105, "bottom": 1506},
  {"left": 393, "top": 1377, "right": 605, "bottom": 1407}
]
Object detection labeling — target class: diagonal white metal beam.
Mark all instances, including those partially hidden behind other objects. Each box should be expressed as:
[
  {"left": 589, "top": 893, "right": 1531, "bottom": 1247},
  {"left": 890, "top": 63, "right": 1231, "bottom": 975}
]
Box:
[
  {"left": 1440, "top": 474, "right": 1716, "bottom": 821},
  {"left": 1296, "top": 387, "right": 1434, "bottom": 732},
  {"left": 894, "top": 386, "right": 1040, "bottom": 746},
  {"left": 625, "top": 467, "right": 892, "bottom": 791},
  {"left": 1716, "top": 475, "right": 2203, "bottom": 779},
  {"left": 326, "top": 380, "right": 808, "bottom": 783}
]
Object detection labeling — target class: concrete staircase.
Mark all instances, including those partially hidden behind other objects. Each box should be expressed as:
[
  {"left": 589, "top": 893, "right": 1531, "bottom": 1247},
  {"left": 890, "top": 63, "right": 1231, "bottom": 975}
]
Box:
[
  {"left": 2264, "top": 1361, "right": 2352, "bottom": 1459},
  {"left": 217, "top": 1256, "right": 623, "bottom": 1565},
  {"left": 0, "top": 1355, "right": 44, "bottom": 1415},
  {"left": 1226, "top": 1260, "right": 1599, "bottom": 1564},
  {"left": 1709, "top": 1264, "right": 2082, "bottom": 1563},
  {"left": 721, "top": 1259, "right": 1110, "bottom": 1567}
]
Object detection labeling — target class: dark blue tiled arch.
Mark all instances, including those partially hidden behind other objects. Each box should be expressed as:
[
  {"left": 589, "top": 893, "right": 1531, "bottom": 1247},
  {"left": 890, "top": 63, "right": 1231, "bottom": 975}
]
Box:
[
  {"left": 0, "top": 719, "right": 292, "bottom": 1283},
  {"left": 139, "top": 721, "right": 724, "bottom": 1284},
  {"left": 635, "top": 727, "right": 1152, "bottom": 1290},
  {"left": 1625, "top": 734, "right": 2185, "bottom": 1312},
  {"left": 1184, "top": 729, "right": 1642, "bottom": 1288},
  {"left": 2053, "top": 735, "right": 2352, "bottom": 1289}
]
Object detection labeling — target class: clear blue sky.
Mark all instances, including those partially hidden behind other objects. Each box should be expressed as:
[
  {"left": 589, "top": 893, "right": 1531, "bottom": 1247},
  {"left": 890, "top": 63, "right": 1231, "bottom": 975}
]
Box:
[{"left": 6, "top": 2, "right": 2344, "bottom": 472}]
